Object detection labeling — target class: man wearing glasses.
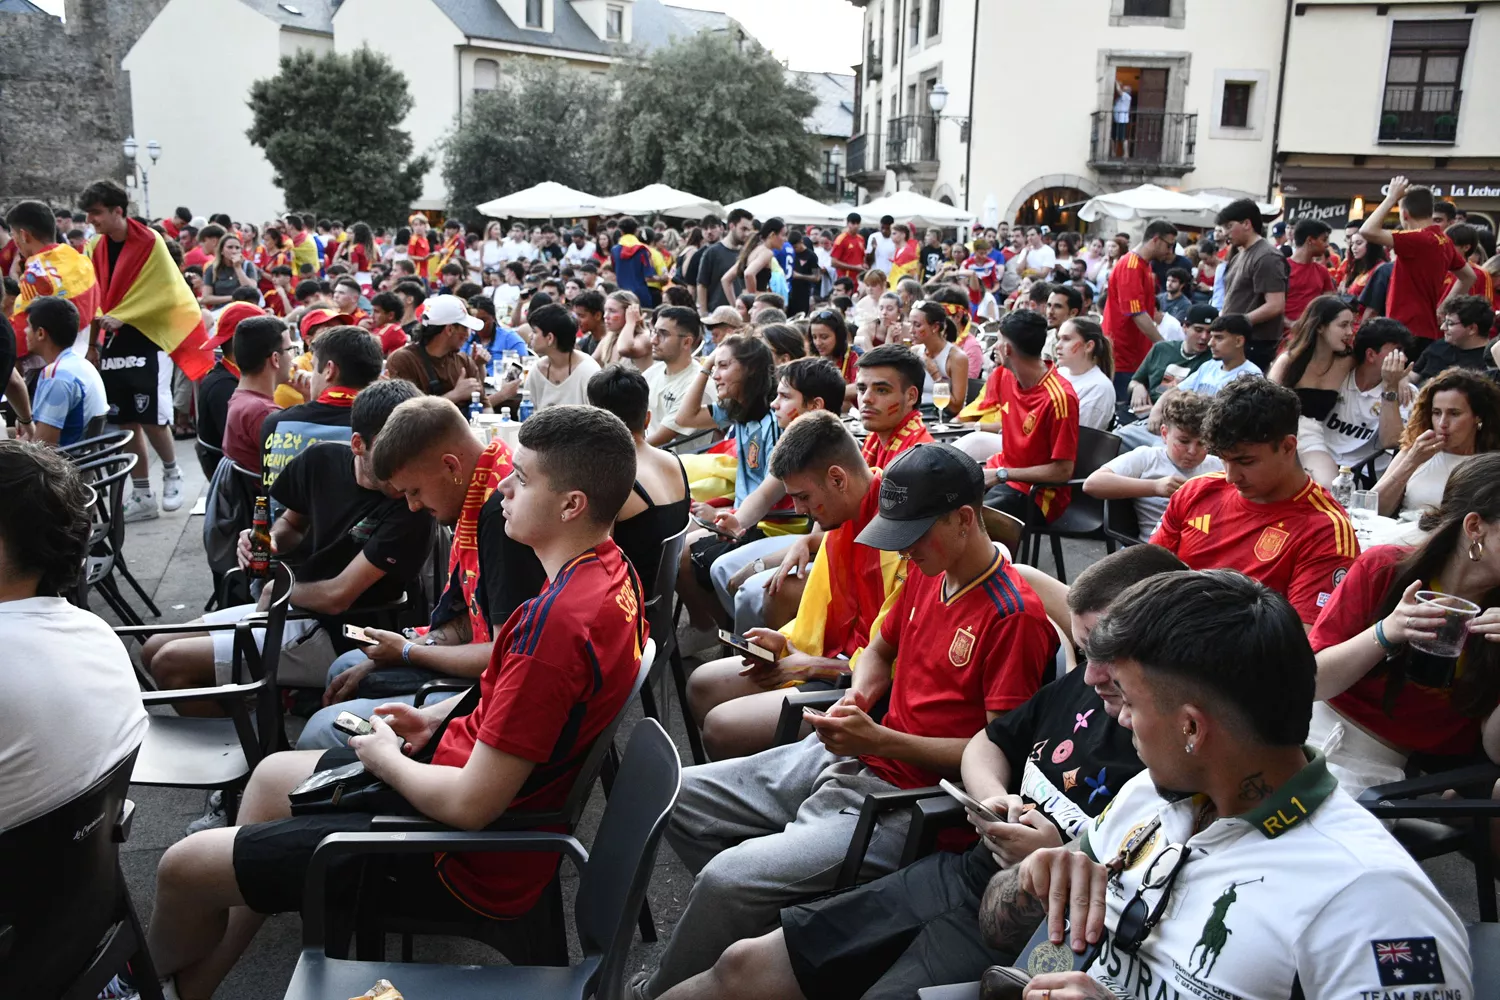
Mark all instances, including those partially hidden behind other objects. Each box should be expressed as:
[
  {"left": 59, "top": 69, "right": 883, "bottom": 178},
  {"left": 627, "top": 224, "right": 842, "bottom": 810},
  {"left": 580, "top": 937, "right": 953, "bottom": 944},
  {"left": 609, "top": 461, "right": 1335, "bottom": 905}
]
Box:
[
  {"left": 646, "top": 306, "right": 714, "bottom": 447},
  {"left": 980, "top": 570, "right": 1470, "bottom": 999}
]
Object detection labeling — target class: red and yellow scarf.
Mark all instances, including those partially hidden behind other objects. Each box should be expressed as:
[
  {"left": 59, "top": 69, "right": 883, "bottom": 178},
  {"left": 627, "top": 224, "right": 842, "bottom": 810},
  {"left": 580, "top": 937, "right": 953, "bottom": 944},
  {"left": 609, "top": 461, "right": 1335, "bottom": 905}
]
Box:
[
  {"left": 860, "top": 407, "right": 933, "bottom": 472},
  {"left": 449, "top": 439, "right": 515, "bottom": 644},
  {"left": 316, "top": 385, "right": 358, "bottom": 407}
]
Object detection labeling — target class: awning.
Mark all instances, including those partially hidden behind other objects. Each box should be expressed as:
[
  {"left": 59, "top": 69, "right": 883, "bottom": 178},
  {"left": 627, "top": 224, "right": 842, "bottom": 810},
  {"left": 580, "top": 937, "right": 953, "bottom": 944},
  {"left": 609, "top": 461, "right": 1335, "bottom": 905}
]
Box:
[
  {"left": 1076, "top": 183, "right": 1215, "bottom": 223},
  {"left": 854, "top": 189, "right": 975, "bottom": 229},
  {"left": 609, "top": 183, "right": 725, "bottom": 220},
  {"left": 726, "top": 186, "right": 848, "bottom": 227},
  {"left": 476, "top": 181, "right": 623, "bottom": 219}
]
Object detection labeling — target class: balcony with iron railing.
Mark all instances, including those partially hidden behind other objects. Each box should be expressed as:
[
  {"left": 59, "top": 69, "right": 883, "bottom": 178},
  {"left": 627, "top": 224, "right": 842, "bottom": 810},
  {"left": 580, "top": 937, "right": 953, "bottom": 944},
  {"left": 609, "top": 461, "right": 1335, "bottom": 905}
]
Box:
[
  {"left": 1379, "top": 85, "right": 1462, "bottom": 144},
  {"left": 1088, "top": 110, "right": 1197, "bottom": 175},
  {"left": 847, "top": 131, "right": 882, "bottom": 181},
  {"left": 885, "top": 115, "right": 938, "bottom": 168}
]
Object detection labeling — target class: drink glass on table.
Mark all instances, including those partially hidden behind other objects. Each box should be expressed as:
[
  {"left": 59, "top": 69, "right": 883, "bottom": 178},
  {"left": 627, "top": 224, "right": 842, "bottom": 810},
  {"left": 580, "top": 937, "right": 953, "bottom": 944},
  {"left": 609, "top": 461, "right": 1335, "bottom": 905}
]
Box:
[
  {"left": 933, "top": 382, "right": 951, "bottom": 424},
  {"left": 1409, "top": 591, "right": 1482, "bottom": 659},
  {"left": 1349, "top": 489, "right": 1379, "bottom": 540}
]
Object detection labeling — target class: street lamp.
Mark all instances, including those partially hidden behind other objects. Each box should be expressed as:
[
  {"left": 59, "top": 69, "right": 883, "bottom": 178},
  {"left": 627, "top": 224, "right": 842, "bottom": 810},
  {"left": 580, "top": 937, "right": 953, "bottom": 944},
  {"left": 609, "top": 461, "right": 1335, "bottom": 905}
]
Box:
[
  {"left": 927, "top": 82, "right": 970, "bottom": 143},
  {"left": 122, "top": 136, "right": 161, "bottom": 220}
]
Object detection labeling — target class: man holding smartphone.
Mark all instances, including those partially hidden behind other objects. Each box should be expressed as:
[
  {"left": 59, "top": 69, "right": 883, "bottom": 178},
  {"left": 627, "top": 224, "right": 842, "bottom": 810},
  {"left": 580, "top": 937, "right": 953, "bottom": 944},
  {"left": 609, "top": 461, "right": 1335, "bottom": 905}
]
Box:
[
  {"left": 654, "top": 545, "right": 1182, "bottom": 1000},
  {"left": 637, "top": 444, "right": 1056, "bottom": 1000}
]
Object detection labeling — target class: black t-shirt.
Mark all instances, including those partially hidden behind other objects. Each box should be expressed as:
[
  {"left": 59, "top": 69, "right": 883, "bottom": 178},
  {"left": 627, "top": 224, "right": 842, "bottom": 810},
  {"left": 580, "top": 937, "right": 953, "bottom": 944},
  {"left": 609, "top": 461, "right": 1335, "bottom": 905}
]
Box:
[
  {"left": 695, "top": 241, "right": 742, "bottom": 311},
  {"left": 1358, "top": 261, "right": 1394, "bottom": 317},
  {"left": 921, "top": 245, "right": 947, "bottom": 282},
  {"left": 790, "top": 245, "right": 821, "bottom": 316},
  {"left": 681, "top": 246, "right": 703, "bottom": 287},
  {"left": 258, "top": 399, "right": 356, "bottom": 490},
  {"left": 541, "top": 244, "right": 565, "bottom": 265},
  {"left": 195, "top": 361, "right": 239, "bottom": 450},
  {"left": 1412, "top": 339, "right": 1490, "bottom": 384},
  {"left": 269, "top": 442, "right": 434, "bottom": 612},
  {"left": 472, "top": 491, "right": 548, "bottom": 629},
  {"left": 984, "top": 667, "right": 1144, "bottom": 842}
]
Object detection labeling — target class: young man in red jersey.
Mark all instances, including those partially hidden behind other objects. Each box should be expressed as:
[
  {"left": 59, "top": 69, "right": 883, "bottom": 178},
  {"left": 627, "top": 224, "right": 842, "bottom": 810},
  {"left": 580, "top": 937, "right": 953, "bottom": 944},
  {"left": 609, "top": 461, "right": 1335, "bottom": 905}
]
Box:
[
  {"left": 636, "top": 443, "right": 1056, "bottom": 1000},
  {"left": 1150, "top": 377, "right": 1358, "bottom": 629},
  {"left": 127, "top": 402, "right": 644, "bottom": 1000},
  {"left": 1361, "top": 177, "right": 1475, "bottom": 351},
  {"left": 830, "top": 212, "right": 868, "bottom": 280},
  {"left": 955, "top": 309, "right": 1080, "bottom": 523},
  {"left": 1100, "top": 219, "right": 1179, "bottom": 395}
]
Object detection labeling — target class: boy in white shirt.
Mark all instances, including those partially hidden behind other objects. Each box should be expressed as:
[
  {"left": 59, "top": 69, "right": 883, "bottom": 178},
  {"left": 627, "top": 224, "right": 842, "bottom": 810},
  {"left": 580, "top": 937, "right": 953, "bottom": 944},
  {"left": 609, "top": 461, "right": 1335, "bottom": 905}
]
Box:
[{"left": 1085, "top": 391, "right": 1222, "bottom": 541}]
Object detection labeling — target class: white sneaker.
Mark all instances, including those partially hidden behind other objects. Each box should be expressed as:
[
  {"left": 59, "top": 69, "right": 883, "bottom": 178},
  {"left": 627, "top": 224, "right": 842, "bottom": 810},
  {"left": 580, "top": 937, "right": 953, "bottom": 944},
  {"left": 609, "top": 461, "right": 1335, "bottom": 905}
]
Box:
[
  {"left": 121, "top": 491, "right": 160, "bottom": 523},
  {"left": 185, "top": 789, "right": 226, "bottom": 835},
  {"left": 160, "top": 469, "right": 184, "bottom": 512}
]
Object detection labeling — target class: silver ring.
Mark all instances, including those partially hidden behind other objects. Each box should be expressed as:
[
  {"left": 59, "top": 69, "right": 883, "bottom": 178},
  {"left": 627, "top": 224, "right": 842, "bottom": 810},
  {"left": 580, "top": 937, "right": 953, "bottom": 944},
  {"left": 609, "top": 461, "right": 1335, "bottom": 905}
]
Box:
[{"left": 1407, "top": 615, "right": 1415, "bottom": 629}]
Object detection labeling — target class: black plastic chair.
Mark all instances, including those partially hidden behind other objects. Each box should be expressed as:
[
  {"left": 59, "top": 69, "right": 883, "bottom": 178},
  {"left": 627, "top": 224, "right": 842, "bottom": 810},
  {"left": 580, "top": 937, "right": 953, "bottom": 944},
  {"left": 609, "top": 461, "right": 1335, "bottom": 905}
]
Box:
[
  {"left": 0, "top": 748, "right": 163, "bottom": 1000},
  {"left": 113, "top": 562, "right": 296, "bottom": 823},
  {"left": 1015, "top": 427, "right": 1123, "bottom": 583},
  {"left": 642, "top": 523, "right": 704, "bottom": 763},
  {"left": 72, "top": 452, "right": 162, "bottom": 626},
  {"left": 1102, "top": 497, "right": 1144, "bottom": 549},
  {"left": 58, "top": 426, "right": 133, "bottom": 464},
  {"left": 358, "top": 640, "right": 657, "bottom": 965},
  {"left": 282, "top": 717, "right": 683, "bottom": 1000}
]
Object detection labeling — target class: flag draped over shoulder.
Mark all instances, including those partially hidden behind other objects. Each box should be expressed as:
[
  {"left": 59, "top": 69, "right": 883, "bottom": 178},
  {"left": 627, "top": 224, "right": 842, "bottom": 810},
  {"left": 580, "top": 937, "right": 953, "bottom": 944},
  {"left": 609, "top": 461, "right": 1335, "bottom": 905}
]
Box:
[
  {"left": 10, "top": 244, "right": 100, "bottom": 354},
  {"left": 90, "top": 219, "right": 214, "bottom": 380}
]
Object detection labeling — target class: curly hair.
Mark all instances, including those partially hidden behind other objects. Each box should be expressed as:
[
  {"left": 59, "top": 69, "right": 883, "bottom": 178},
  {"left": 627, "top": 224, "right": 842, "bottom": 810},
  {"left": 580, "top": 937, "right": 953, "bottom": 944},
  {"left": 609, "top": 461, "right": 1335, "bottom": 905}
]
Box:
[
  {"left": 1400, "top": 368, "right": 1500, "bottom": 451},
  {"left": 1201, "top": 377, "right": 1299, "bottom": 453},
  {"left": 0, "top": 441, "right": 92, "bottom": 596},
  {"left": 1158, "top": 390, "right": 1212, "bottom": 437}
]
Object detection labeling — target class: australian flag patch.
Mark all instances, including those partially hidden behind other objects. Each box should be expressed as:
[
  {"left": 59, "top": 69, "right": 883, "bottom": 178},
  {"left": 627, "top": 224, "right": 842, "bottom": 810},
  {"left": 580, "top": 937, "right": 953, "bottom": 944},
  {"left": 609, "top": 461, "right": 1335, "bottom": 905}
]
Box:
[{"left": 1370, "top": 937, "right": 1445, "bottom": 986}]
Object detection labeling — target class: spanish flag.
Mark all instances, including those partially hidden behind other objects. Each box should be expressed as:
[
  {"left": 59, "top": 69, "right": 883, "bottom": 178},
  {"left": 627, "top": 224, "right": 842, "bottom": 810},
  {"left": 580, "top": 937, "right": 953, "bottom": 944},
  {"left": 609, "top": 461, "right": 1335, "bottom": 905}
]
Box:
[
  {"left": 10, "top": 243, "right": 100, "bottom": 357},
  {"left": 90, "top": 219, "right": 214, "bottom": 380},
  {"left": 957, "top": 367, "right": 1004, "bottom": 423},
  {"left": 888, "top": 239, "right": 920, "bottom": 284}
]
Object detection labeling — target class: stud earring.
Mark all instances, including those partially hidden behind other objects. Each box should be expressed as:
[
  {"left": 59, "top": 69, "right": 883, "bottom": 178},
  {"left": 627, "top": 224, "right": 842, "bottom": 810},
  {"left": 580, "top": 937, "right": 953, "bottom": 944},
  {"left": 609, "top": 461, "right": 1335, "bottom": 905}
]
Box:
[{"left": 1184, "top": 742, "right": 1195, "bottom": 754}]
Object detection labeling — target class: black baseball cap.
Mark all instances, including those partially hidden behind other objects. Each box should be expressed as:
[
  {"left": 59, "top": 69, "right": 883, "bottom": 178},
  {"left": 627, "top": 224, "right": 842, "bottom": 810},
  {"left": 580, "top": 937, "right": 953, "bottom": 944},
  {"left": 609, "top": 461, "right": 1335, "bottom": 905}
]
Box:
[
  {"left": 1185, "top": 303, "right": 1219, "bottom": 326},
  {"left": 856, "top": 444, "right": 985, "bottom": 551}
]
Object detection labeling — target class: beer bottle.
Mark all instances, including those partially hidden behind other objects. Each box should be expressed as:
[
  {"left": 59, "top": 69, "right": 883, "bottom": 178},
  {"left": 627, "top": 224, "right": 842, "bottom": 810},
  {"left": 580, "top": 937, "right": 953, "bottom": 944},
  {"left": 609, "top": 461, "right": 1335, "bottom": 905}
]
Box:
[{"left": 249, "top": 496, "right": 273, "bottom": 578}]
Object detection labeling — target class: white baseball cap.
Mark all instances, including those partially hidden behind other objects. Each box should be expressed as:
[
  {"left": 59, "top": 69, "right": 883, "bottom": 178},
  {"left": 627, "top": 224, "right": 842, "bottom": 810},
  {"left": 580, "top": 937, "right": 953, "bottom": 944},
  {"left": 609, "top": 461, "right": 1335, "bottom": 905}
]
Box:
[{"left": 421, "top": 294, "right": 485, "bottom": 331}]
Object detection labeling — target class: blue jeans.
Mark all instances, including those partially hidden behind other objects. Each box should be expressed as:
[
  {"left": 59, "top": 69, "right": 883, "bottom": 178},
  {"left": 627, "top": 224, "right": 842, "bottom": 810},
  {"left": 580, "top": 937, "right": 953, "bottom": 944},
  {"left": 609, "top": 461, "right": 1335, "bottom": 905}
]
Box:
[
  {"left": 294, "top": 649, "right": 450, "bottom": 751},
  {"left": 710, "top": 535, "right": 788, "bottom": 625}
]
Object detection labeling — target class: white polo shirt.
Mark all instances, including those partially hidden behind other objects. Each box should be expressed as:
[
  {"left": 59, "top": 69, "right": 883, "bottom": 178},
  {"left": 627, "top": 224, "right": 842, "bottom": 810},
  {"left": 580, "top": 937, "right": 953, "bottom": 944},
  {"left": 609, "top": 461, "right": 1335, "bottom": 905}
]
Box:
[
  {"left": 1321, "top": 370, "right": 1394, "bottom": 468},
  {"left": 1075, "top": 752, "right": 1470, "bottom": 999}
]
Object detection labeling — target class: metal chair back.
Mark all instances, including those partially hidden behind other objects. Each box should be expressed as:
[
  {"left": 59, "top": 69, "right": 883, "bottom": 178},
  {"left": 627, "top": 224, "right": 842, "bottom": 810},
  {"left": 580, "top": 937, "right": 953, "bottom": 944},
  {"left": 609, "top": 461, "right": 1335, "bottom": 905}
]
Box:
[{"left": 58, "top": 427, "right": 133, "bottom": 464}]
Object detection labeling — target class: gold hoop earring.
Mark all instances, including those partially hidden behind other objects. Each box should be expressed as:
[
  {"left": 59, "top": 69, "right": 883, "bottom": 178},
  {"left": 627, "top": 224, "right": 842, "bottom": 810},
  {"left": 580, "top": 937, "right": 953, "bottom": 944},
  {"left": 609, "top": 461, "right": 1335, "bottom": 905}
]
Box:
[{"left": 1470, "top": 538, "right": 1485, "bottom": 562}]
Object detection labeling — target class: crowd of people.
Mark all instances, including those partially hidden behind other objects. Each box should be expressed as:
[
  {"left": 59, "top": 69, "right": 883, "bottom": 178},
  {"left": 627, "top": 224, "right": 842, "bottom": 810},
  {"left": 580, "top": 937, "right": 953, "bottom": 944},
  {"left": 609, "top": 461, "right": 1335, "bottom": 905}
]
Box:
[{"left": 3, "top": 173, "right": 1500, "bottom": 999}]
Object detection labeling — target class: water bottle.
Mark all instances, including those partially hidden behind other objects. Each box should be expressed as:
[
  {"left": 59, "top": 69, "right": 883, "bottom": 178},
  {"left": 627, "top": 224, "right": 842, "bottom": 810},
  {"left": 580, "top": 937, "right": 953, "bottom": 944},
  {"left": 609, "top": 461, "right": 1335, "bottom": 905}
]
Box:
[
  {"left": 518, "top": 388, "right": 534, "bottom": 421},
  {"left": 490, "top": 354, "right": 502, "bottom": 382},
  {"left": 1331, "top": 466, "right": 1355, "bottom": 509},
  {"left": 468, "top": 390, "right": 484, "bottom": 426},
  {"left": 499, "top": 408, "right": 512, "bottom": 424}
]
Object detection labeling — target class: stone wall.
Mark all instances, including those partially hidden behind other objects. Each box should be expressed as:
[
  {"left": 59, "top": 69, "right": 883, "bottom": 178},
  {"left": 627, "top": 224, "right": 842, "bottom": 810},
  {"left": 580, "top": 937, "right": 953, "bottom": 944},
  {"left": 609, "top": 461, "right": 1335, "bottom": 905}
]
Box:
[{"left": 0, "top": 0, "right": 170, "bottom": 213}]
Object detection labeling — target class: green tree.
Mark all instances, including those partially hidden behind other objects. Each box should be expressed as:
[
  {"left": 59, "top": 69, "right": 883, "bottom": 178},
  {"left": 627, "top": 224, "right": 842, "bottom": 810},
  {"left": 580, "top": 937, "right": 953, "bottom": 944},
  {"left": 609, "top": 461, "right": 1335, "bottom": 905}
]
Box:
[
  {"left": 247, "top": 47, "right": 428, "bottom": 223},
  {"left": 441, "top": 61, "right": 612, "bottom": 222},
  {"left": 594, "top": 34, "right": 821, "bottom": 203}
]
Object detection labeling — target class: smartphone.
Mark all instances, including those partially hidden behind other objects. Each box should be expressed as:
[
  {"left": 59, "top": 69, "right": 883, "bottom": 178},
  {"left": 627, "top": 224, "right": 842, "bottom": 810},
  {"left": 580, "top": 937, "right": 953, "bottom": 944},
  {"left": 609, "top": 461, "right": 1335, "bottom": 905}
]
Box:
[
  {"left": 719, "top": 628, "right": 775, "bottom": 663},
  {"left": 801, "top": 706, "right": 828, "bottom": 719},
  {"left": 692, "top": 514, "right": 737, "bottom": 540},
  {"left": 343, "top": 623, "right": 377, "bottom": 645},
  {"left": 333, "top": 711, "right": 375, "bottom": 739},
  {"left": 939, "top": 778, "right": 1004, "bottom": 824}
]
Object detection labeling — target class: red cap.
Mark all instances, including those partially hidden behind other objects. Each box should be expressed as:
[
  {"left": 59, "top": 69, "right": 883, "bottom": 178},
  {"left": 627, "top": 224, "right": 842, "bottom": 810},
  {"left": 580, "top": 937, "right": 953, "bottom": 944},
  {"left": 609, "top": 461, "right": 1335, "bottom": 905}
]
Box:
[
  {"left": 299, "top": 307, "right": 343, "bottom": 339},
  {"left": 208, "top": 302, "right": 266, "bottom": 350}
]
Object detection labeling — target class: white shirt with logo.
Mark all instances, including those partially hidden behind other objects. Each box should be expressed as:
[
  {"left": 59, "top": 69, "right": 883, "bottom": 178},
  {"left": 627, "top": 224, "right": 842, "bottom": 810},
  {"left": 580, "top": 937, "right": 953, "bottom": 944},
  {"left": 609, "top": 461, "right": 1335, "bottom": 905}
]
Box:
[
  {"left": 1076, "top": 754, "right": 1470, "bottom": 999},
  {"left": 1321, "top": 370, "right": 1392, "bottom": 468}
]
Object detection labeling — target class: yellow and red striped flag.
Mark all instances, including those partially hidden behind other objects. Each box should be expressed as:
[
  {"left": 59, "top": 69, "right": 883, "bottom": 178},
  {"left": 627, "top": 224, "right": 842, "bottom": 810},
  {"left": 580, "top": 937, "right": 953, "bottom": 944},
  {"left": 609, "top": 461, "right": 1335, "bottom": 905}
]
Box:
[
  {"left": 10, "top": 243, "right": 99, "bottom": 356},
  {"left": 90, "top": 220, "right": 214, "bottom": 380}
]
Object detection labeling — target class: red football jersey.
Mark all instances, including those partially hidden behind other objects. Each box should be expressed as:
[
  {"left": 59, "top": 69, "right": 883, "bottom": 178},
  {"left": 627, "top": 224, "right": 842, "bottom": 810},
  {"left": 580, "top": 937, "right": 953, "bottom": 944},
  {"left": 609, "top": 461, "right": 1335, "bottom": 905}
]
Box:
[
  {"left": 1101, "top": 251, "right": 1157, "bottom": 374},
  {"left": 831, "top": 231, "right": 866, "bottom": 273},
  {"left": 860, "top": 408, "right": 933, "bottom": 472},
  {"left": 868, "top": 548, "right": 1056, "bottom": 790},
  {"left": 1149, "top": 473, "right": 1357, "bottom": 624},
  {"left": 983, "top": 365, "right": 1080, "bottom": 521},
  {"left": 1286, "top": 258, "right": 1336, "bottom": 323},
  {"left": 1310, "top": 544, "right": 1486, "bottom": 756},
  {"left": 1387, "top": 225, "right": 1467, "bottom": 340},
  {"left": 429, "top": 539, "right": 645, "bottom": 916}
]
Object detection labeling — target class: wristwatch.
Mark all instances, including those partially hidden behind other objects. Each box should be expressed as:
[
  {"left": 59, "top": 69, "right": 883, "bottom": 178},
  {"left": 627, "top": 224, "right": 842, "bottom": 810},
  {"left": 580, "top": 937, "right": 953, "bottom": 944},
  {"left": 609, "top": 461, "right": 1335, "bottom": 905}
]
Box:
[
  {"left": 1381, "top": 390, "right": 1399, "bottom": 402},
  {"left": 994, "top": 467, "right": 1009, "bottom": 484}
]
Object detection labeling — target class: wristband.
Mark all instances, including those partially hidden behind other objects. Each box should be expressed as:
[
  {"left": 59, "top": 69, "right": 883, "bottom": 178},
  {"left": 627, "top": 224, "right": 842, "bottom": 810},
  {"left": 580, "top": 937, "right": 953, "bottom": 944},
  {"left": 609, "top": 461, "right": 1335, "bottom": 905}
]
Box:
[
  {"left": 402, "top": 640, "right": 415, "bottom": 663},
  {"left": 1374, "top": 619, "right": 1398, "bottom": 654}
]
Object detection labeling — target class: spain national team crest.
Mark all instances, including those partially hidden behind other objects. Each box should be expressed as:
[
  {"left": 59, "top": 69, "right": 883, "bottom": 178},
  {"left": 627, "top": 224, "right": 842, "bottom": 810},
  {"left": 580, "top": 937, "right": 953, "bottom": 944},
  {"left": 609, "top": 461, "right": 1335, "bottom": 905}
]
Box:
[
  {"left": 949, "top": 626, "right": 976, "bottom": 667},
  {"left": 1253, "top": 524, "right": 1289, "bottom": 562},
  {"left": 1022, "top": 411, "right": 1038, "bottom": 436}
]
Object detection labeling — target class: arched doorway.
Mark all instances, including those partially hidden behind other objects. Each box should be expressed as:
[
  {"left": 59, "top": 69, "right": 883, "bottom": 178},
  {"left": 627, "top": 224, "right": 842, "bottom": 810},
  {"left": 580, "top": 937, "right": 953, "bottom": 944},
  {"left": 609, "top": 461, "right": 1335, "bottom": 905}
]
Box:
[{"left": 1014, "top": 187, "right": 1091, "bottom": 230}]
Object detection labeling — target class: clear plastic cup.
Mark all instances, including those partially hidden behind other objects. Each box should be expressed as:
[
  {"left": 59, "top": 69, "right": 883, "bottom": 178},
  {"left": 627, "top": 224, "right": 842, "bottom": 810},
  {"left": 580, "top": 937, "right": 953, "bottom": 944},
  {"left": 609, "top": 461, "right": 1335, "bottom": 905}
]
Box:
[{"left": 1408, "top": 591, "right": 1482, "bottom": 659}]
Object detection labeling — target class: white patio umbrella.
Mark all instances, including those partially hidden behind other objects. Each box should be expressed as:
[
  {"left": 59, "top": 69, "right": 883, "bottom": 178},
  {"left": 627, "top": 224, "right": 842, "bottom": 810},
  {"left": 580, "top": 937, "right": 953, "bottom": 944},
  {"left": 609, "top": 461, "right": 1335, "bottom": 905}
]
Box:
[
  {"left": 476, "top": 181, "right": 623, "bottom": 219},
  {"left": 1179, "top": 191, "right": 1282, "bottom": 229},
  {"left": 854, "top": 189, "right": 975, "bottom": 230},
  {"left": 610, "top": 183, "right": 726, "bottom": 220},
  {"left": 1076, "top": 183, "right": 1213, "bottom": 223},
  {"left": 727, "top": 186, "right": 847, "bottom": 227}
]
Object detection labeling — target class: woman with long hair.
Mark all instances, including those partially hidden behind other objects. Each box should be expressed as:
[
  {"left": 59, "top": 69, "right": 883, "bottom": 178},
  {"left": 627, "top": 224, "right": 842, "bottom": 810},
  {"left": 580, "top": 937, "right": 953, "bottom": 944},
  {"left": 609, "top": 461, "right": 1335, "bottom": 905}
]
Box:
[
  {"left": 201, "top": 232, "right": 259, "bottom": 308},
  {"left": 593, "top": 229, "right": 615, "bottom": 267},
  {"left": 808, "top": 308, "right": 855, "bottom": 382},
  {"left": 928, "top": 284, "right": 986, "bottom": 373},
  {"left": 386, "top": 226, "right": 411, "bottom": 263},
  {"left": 1339, "top": 231, "right": 1388, "bottom": 312},
  {"left": 760, "top": 322, "right": 807, "bottom": 367},
  {"left": 674, "top": 226, "right": 705, "bottom": 285},
  {"left": 339, "top": 222, "right": 377, "bottom": 287},
  {"left": 1377, "top": 368, "right": 1500, "bottom": 516},
  {"left": 479, "top": 221, "right": 504, "bottom": 269},
  {"left": 1055, "top": 316, "right": 1116, "bottom": 430},
  {"left": 594, "top": 289, "right": 650, "bottom": 369},
  {"left": 1269, "top": 295, "right": 1360, "bottom": 486},
  {"left": 910, "top": 299, "right": 969, "bottom": 419},
  {"left": 725, "top": 217, "right": 789, "bottom": 300},
  {"left": 1311, "top": 452, "right": 1500, "bottom": 795},
  {"left": 856, "top": 291, "right": 905, "bottom": 351},
  {"left": 1081, "top": 235, "right": 1108, "bottom": 281},
  {"left": 1096, "top": 235, "right": 1126, "bottom": 302}
]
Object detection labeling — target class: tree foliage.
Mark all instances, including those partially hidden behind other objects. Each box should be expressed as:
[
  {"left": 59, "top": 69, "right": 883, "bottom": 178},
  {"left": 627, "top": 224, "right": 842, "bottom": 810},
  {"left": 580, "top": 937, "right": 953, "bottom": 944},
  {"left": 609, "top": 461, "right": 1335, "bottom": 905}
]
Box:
[
  {"left": 247, "top": 47, "right": 428, "bottom": 223},
  {"left": 595, "top": 34, "right": 821, "bottom": 203},
  {"left": 442, "top": 61, "right": 612, "bottom": 222}
]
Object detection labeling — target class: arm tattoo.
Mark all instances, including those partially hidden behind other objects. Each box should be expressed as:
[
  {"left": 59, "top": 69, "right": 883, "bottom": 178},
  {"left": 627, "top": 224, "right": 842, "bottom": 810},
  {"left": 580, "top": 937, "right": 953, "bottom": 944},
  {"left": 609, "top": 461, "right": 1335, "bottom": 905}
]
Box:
[
  {"left": 1237, "top": 772, "right": 1273, "bottom": 802},
  {"left": 978, "top": 867, "right": 1047, "bottom": 954},
  {"left": 428, "top": 616, "right": 472, "bottom": 647}
]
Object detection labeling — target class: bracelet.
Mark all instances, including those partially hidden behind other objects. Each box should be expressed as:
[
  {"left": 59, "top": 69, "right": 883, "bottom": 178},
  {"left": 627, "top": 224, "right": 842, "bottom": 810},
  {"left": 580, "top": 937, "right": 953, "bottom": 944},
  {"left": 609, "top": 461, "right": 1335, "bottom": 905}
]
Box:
[
  {"left": 1374, "top": 619, "right": 1398, "bottom": 654},
  {"left": 401, "top": 640, "right": 415, "bottom": 663}
]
